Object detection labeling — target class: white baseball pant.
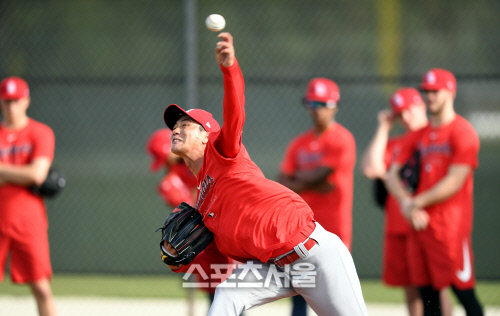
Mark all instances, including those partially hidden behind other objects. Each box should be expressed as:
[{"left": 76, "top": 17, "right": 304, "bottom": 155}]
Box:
[{"left": 208, "top": 222, "right": 369, "bottom": 316}]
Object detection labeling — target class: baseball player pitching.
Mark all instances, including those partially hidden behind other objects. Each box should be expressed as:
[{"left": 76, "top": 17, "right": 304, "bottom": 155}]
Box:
[{"left": 160, "top": 32, "right": 368, "bottom": 316}]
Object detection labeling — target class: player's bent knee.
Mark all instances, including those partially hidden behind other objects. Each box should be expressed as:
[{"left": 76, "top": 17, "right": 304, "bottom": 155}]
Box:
[
  {"left": 214, "top": 284, "right": 239, "bottom": 303},
  {"left": 210, "top": 285, "right": 246, "bottom": 315}
]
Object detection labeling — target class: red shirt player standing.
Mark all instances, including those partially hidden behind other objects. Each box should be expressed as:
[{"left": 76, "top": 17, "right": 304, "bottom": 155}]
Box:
[
  {"left": 386, "top": 69, "right": 484, "bottom": 316},
  {"left": 278, "top": 78, "right": 356, "bottom": 250},
  {"left": 278, "top": 78, "right": 356, "bottom": 316},
  {"left": 361, "top": 88, "right": 452, "bottom": 316},
  {"left": 0, "top": 77, "right": 56, "bottom": 316}
]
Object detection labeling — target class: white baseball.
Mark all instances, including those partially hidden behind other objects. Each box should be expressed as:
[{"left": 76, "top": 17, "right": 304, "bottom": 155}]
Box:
[{"left": 205, "top": 14, "right": 225, "bottom": 32}]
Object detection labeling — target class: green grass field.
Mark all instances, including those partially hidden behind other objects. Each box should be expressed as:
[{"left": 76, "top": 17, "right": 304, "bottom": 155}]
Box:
[{"left": 1, "top": 274, "right": 499, "bottom": 306}]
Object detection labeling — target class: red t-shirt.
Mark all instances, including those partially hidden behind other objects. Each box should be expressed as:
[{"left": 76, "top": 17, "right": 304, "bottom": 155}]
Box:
[
  {"left": 157, "top": 162, "right": 197, "bottom": 206},
  {"left": 0, "top": 119, "right": 55, "bottom": 232},
  {"left": 168, "top": 162, "right": 197, "bottom": 188},
  {"left": 177, "top": 59, "right": 314, "bottom": 273},
  {"left": 280, "top": 123, "right": 355, "bottom": 248},
  {"left": 198, "top": 135, "right": 314, "bottom": 263},
  {"left": 393, "top": 115, "right": 479, "bottom": 236},
  {"left": 384, "top": 136, "right": 412, "bottom": 235}
]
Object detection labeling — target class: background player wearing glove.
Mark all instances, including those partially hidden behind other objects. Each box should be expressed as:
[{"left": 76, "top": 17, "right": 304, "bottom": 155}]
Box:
[
  {"left": 277, "top": 78, "right": 356, "bottom": 316},
  {"left": 361, "top": 87, "right": 452, "bottom": 316},
  {"left": 30, "top": 167, "right": 66, "bottom": 198},
  {"left": 386, "top": 69, "right": 484, "bottom": 316},
  {"left": 147, "top": 129, "right": 225, "bottom": 304},
  {"left": 160, "top": 32, "right": 368, "bottom": 316},
  {"left": 0, "top": 77, "right": 56, "bottom": 316}
]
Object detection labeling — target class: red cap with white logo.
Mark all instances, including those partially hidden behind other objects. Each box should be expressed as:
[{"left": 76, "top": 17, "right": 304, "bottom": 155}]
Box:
[
  {"left": 304, "top": 78, "right": 340, "bottom": 105},
  {"left": 420, "top": 68, "right": 456, "bottom": 92},
  {"left": 390, "top": 87, "right": 424, "bottom": 115},
  {"left": 0, "top": 77, "right": 30, "bottom": 100},
  {"left": 164, "top": 104, "right": 220, "bottom": 132}
]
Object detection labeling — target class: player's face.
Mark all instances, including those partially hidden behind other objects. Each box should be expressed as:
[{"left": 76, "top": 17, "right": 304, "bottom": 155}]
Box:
[
  {"left": 308, "top": 105, "right": 337, "bottom": 129},
  {"left": 0, "top": 97, "right": 30, "bottom": 123},
  {"left": 424, "top": 89, "right": 449, "bottom": 115},
  {"left": 400, "top": 103, "right": 427, "bottom": 131},
  {"left": 171, "top": 116, "right": 208, "bottom": 156}
]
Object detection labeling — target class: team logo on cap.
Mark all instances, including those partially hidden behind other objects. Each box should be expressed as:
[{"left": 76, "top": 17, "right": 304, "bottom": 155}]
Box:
[
  {"left": 314, "top": 83, "right": 327, "bottom": 97},
  {"left": 206, "top": 122, "right": 211, "bottom": 128},
  {"left": 392, "top": 93, "right": 404, "bottom": 107},
  {"left": 425, "top": 71, "right": 436, "bottom": 84},
  {"left": 6, "top": 81, "right": 18, "bottom": 94}
]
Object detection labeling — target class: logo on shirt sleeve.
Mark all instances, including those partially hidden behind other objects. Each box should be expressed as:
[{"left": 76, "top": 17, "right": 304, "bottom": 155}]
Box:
[{"left": 196, "top": 174, "right": 215, "bottom": 211}]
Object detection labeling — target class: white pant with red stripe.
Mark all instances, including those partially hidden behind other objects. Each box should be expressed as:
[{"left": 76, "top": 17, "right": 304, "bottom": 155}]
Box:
[{"left": 208, "top": 222, "right": 368, "bottom": 316}]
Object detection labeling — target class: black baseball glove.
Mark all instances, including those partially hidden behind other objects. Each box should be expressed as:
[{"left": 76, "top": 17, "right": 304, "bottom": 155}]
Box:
[
  {"left": 372, "top": 150, "right": 420, "bottom": 209},
  {"left": 31, "top": 167, "right": 66, "bottom": 198},
  {"left": 373, "top": 178, "right": 388, "bottom": 208},
  {"left": 158, "top": 202, "right": 214, "bottom": 266},
  {"left": 399, "top": 150, "right": 420, "bottom": 193}
]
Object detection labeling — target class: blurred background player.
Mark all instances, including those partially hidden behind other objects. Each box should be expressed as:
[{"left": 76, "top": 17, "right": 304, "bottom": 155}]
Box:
[
  {"left": 146, "top": 128, "right": 217, "bottom": 306},
  {"left": 386, "top": 69, "right": 484, "bottom": 316},
  {"left": 277, "top": 78, "right": 356, "bottom": 316},
  {"left": 147, "top": 128, "right": 242, "bottom": 314},
  {"left": 361, "top": 87, "right": 452, "bottom": 316},
  {"left": 146, "top": 128, "right": 197, "bottom": 207},
  {"left": 0, "top": 77, "right": 56, "bottom": 316}
]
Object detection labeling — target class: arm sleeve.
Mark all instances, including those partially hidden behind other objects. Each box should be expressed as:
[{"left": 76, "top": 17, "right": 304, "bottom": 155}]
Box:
[
  {"left": 33, "top": 124, "right": 55, "bottom": 163},
  {"left": 215, "top": 58, "right": 245, "bottom": 158},
  {"left": 385, "top": 138, "right": 399, "bottom": 169},
  {"left": 392, "top": 130, "right": 420, "bottom": 166},
  {"left": 279, "top": 140, "right": 298, "bottom": 175},
  {"left": 450, "top": 124, "right": 479, "bottom": 169}
]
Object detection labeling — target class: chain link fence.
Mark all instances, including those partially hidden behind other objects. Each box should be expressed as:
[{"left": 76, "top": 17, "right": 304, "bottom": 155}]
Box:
[{"left": 1, "top": 0, "right": 499, "bottom": 285}]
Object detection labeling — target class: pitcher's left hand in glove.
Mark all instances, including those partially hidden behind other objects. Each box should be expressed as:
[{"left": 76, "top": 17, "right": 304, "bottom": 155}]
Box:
[{"left": 158, "top": 202, "right": 214, "bottom": 267}]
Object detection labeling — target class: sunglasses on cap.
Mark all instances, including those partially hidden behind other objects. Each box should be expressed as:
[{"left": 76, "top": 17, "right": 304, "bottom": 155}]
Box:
[{"left": 303, "top": 99, "right": 337, "bottom": 109}]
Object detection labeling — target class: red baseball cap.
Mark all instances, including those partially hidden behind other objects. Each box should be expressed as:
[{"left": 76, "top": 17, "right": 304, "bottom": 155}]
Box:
[
  {"left": 146, "top": 129, "right": 172, "bottom": 172},
  {"left": 420, "top": 68, "right": 456, "bottom": 92},
  {"left": 390, "top": 87, "right": 424, "bottom": 115},
  {"left": 164, "top": 104, "right": 220, "bottom": 132},
  {"left": 304, "top": 78, "right": 340, "bottom": 106},
  {"left": 0, "top": 77, "right": 30, "bottom": 100}
]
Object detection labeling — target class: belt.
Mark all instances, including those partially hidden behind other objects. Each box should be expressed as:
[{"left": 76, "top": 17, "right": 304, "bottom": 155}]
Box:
[{"left": 271, "top": 238, "right": 317, "bottom": 269}]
